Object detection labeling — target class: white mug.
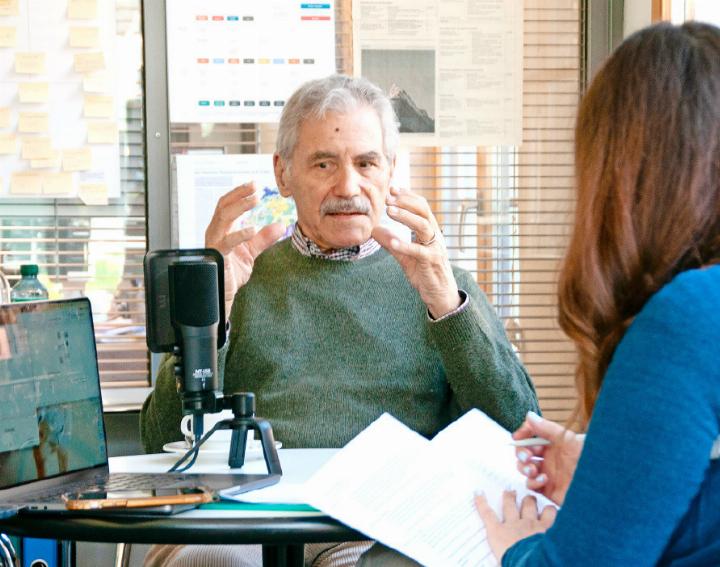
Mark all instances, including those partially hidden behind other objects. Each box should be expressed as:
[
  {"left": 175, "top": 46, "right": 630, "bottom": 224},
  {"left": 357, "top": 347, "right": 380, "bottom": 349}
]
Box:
[{"left": 179, "top": 410, "right": 236, "bottom": 447}]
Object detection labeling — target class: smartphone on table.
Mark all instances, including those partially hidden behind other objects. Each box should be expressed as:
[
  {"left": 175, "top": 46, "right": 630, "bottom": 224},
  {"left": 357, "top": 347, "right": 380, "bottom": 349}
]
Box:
[{"left": 62, "top": 487, "right": 214, "bottom": 512}]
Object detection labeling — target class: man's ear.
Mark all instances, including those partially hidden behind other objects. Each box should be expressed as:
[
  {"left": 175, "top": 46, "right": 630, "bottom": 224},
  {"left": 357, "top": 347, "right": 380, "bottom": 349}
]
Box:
[{"left": 274, "top": 154, "right": 292, "bottom": 197}]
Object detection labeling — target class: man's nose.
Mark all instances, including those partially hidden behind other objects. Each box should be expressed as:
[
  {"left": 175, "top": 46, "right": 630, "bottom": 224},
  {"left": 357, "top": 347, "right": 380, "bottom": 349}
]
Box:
[{"left": 334, "top": 164, "right": 362, "bottom": 197}]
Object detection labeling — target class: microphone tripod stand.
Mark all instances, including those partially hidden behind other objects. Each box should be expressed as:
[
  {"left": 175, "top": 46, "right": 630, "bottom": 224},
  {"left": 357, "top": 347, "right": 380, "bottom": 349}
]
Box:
[{"left": 170, "top": 392, "right": 282, "bottom": 474}]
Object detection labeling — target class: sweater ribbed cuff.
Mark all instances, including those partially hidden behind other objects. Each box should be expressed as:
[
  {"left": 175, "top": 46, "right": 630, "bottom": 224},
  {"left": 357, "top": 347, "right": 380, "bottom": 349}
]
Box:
[
  {"left": 427, "top": 294, "right": 494, "bottom": 346},
  {"left": 427, "top": 289, "right": 469, "bottom": 322}
]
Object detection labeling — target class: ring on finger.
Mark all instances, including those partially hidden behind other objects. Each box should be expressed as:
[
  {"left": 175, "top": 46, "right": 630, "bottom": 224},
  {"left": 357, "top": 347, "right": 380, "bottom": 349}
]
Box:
[{"left": 415, "top": 231, "right": 437, "bottom": 246}]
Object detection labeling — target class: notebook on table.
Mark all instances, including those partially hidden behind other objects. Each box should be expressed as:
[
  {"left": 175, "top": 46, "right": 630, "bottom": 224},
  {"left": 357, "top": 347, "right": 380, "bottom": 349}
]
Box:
[{"left": 0, "top": 298, "right": 278, "bottom": 514}]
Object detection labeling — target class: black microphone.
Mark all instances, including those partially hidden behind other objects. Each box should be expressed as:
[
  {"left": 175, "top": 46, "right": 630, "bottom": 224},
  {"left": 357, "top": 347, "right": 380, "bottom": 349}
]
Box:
[{"left": 168, "top": 261, "right": 221, "bottom": 417}]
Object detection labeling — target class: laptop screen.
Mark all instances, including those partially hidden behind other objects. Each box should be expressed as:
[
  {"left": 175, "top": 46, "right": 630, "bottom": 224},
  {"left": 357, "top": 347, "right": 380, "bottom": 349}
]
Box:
[{"left": 0, "top": 299, "right": 108, "bottom": 489}]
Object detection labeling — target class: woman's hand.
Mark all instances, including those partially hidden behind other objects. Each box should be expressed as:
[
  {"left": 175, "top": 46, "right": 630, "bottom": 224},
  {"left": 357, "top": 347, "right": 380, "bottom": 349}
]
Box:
[
  {"left": 475, "top": 490, "right": 557, "bottom": 561},
  {"left": 514, "top": 411, "right": 584, "bottom": 506}
]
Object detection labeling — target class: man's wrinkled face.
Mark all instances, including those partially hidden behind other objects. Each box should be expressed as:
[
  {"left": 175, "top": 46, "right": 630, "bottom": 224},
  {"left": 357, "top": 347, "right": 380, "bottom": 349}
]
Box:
[{"left": 274, "top": 106, "right": 394, "bottom": 251}]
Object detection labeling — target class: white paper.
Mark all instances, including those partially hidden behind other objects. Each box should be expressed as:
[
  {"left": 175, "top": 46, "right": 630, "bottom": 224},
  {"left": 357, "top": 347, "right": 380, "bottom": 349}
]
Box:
[
  {"left": 304, "top": 410, "right": 557, "bottom": 567},
  {"left": 430, "top": 410, "right": 557, "bottom": 516},
  {"left": 166, "top": 1, "right": 336, "bottom": 124},
  {"left": 353, "top": 0, "right": 523, "bottom": 146}
]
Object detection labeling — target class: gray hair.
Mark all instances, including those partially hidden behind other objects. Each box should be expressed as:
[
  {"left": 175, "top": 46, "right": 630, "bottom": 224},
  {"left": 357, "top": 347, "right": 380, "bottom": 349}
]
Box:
[{"left": 276, "top": 74, "right": 400, "bottom": 166}]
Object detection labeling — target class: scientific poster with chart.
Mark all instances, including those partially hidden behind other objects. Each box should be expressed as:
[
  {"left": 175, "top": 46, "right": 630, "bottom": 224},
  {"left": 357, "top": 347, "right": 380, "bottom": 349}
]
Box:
[
  {"left": 353, "top": 0, "right": 523, "bottom": 146},
  {"left": 166, "top": 1, "right": 336, "bottom": 124},
  {"left": 175, "top": 154, "right": 296, "bottom": 249},
  {"left": 0, "top": 0, "right": 121, "bottom": 201}
]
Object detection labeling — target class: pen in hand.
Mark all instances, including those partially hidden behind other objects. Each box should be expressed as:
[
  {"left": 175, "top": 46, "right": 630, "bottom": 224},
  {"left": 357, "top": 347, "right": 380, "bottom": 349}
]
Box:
[{"left": 507, "top": 437, "right": 552, "bottom": 447}]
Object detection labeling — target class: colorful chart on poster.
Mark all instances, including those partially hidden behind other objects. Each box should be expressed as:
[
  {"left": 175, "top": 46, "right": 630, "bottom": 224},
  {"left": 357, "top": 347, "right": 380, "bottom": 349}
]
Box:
[{"left": 167, "top": 1, "right": 336, "bottom": 123}]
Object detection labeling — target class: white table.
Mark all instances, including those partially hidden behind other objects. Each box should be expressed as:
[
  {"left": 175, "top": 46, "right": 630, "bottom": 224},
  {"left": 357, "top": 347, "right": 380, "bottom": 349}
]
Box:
[
  {"left": 0, "top": 449, "right": 364, "bottom": 567},
  {"left": 110, "top": 448, "right": 338, "bottom": 518}
]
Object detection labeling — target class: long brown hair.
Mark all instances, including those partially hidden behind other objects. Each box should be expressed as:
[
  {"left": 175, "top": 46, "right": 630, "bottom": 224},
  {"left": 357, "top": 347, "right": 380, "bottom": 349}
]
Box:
[{"left": 559, "top": 22, "right": 720, "bottom": 426}]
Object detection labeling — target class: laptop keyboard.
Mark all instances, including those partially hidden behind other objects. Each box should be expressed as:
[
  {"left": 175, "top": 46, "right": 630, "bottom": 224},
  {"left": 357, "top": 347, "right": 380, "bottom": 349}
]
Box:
[
  {"left": 104, "top": 473, "right": 195, "bottom": 490},
  {"left": 14, "top": 473, "right": 201, "bottom": 503}
]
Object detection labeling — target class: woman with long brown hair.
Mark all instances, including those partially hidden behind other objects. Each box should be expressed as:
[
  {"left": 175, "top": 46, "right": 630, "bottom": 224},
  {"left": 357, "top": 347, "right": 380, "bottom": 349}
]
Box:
[{"left": 474, "top": 21, "right": 720, "bottom": 565}]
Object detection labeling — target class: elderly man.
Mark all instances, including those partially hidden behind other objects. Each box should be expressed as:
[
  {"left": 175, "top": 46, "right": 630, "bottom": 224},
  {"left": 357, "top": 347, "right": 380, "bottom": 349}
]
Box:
[{"left": 141, "top": 74, "right": 538, "bottom": 567}]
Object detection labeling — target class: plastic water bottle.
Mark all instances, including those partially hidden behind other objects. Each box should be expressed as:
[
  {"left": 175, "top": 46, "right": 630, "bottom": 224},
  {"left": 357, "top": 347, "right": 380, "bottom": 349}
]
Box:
[
  {"left": 11, "top": 264, "right": 49, "bottom": 302},
  {"left": 0, "top": 268, "right": 11, "bottom": 304}
]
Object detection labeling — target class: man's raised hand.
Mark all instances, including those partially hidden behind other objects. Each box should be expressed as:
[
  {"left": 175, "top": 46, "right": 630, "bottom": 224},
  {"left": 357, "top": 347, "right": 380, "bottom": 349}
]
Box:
[
  {"left": 205, "top": 182, "right": 285, "bottom": 315},
  {"left": 372, "top": 186, "right": 461, "bottom": 319}
]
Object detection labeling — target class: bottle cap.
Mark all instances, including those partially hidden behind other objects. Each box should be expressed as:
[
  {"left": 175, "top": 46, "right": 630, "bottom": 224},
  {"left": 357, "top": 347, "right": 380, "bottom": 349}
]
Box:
[{"left": 20, "top": 264, "right": 39, "bottom": 276}]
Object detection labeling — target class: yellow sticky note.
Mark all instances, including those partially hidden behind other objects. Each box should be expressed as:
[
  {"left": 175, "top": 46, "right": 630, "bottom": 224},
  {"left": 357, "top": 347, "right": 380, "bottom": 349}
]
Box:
[
  {"left": 79, "top": 182, "right": 107, "bottom": 205},
  {"left": 10, "top": 172, "right": 42, "bottom": 195},
  {"left": 0, "top": 26, "right": 17, "bottom": 47},
  {"left": 18, "top": 82, "right": 49, "bottom": 104},
  {"left": 0, "top": 0, "right": 19, "bottom": 17},
  {"left": 0, "top": 107, "right": 10, "bottom": 129},
  {"left": 30, "top": 149, "right": 61, "bottom": 169},
  {"left": 82, "top": 72, "right": 109, "bottom": 93},
  {"left": 43, "top": 172, "right": 73, "bottom": 195},
  {"left": 0, "top": 133, "right": 16, "bottom": 154},
  {"left": 15, "top": 52, "right": 46, "bottom": 75},
  {"left": 21, "top": 137, "right": 53, "bottom": 160},
  {"left": 83, "top": 71, "right": 110, "bottom": 93},
  {"left": 68, "top": 0, "right": 96, "bottom": 20},
  {"left": 73, "top": 51, "right": 105, "bottom": 74},
  {"left": 86, "top": 121, "right": 117, "bottom": 144},
  {"left": 69, "top": 26, "right": 99, "bottom": 48},
  {"left": 62, "top": 148, "right": 92, "bottom": 171},
  {"left": 83, "top": 94, "right": 113, "bottom": 118},
  {"left": 18, "top": 112, "right": 49, "bottom": 133}
]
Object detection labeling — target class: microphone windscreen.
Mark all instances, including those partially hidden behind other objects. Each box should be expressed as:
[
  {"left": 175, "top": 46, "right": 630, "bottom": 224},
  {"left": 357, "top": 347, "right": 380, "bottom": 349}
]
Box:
[{"left": 169, "top": 261, "right": 220, "bottom": 327}]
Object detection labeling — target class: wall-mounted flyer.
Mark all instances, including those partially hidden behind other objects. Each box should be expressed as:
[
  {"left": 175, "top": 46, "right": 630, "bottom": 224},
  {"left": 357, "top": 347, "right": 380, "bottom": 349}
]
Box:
[
  {"left": 166, "top": 1, "right": 336, "bottom": 124},
  {"left": 353, "top": 0, "right": 523, "bottom": 147},
  {"left": 175, "top": 154, "right": 296, "bottom": 249}
]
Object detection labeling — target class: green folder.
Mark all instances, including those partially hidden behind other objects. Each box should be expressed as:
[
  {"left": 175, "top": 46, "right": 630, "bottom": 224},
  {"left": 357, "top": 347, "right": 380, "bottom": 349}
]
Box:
[{"left": 201, "top": 501, "right": 320, "bottom": 512}]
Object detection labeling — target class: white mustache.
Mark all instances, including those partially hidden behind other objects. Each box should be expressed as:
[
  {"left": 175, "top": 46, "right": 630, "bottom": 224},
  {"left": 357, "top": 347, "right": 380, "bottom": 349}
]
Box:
[{"left": 321, "top": 197, "right": 371, "bottom": 215}]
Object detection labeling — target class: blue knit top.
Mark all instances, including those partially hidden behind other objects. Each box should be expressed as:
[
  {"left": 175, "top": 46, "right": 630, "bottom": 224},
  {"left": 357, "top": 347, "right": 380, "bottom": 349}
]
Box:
[{"left": 505, "top": 266, "right": 720, "bottom": 566}]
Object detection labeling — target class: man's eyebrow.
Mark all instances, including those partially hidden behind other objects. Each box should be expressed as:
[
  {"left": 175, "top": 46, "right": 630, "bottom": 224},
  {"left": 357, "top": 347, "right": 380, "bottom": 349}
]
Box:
[
  {"left": 355, "top": 151, "right": 383, "bottom": 161},
  {"left": 307, "top": 151, "right": 338, "bottom": 162}
]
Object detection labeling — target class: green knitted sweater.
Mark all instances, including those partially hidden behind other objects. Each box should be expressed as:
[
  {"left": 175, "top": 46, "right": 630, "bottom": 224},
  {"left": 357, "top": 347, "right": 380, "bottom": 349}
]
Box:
[{"left": 140, "top": 240, "right": 538, "bottom": 453}]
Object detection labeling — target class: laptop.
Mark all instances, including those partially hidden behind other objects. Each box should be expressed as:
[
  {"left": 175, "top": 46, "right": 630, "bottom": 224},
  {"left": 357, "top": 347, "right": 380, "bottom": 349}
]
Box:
[{"left": 0, "top": 298, "right": 279, "bottom": 513}]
